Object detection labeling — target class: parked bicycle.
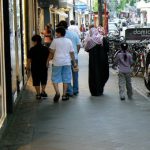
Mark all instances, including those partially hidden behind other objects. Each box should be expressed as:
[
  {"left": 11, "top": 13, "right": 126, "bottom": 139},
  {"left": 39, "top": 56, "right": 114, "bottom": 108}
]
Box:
[
  {"left": 144, "top": 43, "right": 150, "bottom": 91},
  {"left": 108, "top": 33, "right": 125, "bottom": 64}
]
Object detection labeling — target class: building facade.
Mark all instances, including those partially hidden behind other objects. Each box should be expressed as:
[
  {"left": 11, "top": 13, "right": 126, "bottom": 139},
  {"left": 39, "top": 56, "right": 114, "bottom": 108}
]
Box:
[
  {"left": 38, "top": 0, "right": 92, "bottom": 33},
  {"left": 0, "top": 0, "right": 93, "bottom": 136},
  {"left": 0, "top": 0, "right": 38, "bottom": 136}
]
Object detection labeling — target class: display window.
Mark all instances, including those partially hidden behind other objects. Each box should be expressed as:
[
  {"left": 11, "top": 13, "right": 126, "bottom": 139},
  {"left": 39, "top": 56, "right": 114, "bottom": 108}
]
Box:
[
  {"left": 9, "top": 0, "right": 17, "bottom": 96},
  {"left": 9, "top": 0, "right": 23, "bottom": 100},
  {"left": 16, "top": 0, "right": 23, "bottom": 88},
  {"left": 0, "top": 0, "right": 6, "bottom": 128}
]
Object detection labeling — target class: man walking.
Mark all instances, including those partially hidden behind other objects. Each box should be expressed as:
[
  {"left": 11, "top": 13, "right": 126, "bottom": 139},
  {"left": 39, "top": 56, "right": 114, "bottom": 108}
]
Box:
[{"left": 68, "top": 20, "right": 80, "bottom": 37}]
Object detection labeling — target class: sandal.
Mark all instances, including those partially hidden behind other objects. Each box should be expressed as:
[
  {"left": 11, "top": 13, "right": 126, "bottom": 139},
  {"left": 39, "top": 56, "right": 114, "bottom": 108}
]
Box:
[
  {"left": 53, "top": 94, "right": 60, "bottom": 103},
  {"left": 62, "top": 95, "right": 69, "bottom": 101},
  {"left": 36, "top": 94, "right": 41, "bottom": 100}
]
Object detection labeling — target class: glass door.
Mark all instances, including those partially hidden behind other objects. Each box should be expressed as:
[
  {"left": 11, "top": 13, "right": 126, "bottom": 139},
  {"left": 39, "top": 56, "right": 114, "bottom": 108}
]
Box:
[
  {"left": 9, "top": 0, "right": 17, "bottom": 96},
  {"left": 9, "top": 0, "right": 23, "bottom": 101},
  {"left": 0, "top": 0, "right": 6, "bottom": 128},
  {"left": 16, "top": 0, "right": 23, "bottom": 89}
]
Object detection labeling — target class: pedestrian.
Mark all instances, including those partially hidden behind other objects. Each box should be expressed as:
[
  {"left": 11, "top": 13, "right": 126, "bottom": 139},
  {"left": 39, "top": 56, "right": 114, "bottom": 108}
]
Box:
[
  {"left": 48, "top": 23, "right": 55, "bottom": 38},
  {"left": 26, "top": 35, "right": 50, "bottom": 100},
  {"left": 97, "top": 25, "right": 105, "bottom": 35},
  {"left": 48, "top": 27, "right": 78, "bottom": 103},
  {"left": 80, "top": 24, "right": 86, "bottom": 42},
  {"left": 41, "top": 25, "right": 53, "bottom": 47},
  {"left": 56, "top": 20, "right": 81, "bottom": 96},
  {"left": 68, "top": 20, "right": 80, "bottom": 37},
  {"left": 80, "top": 24, "right": 86, "bottom": 32},
  {"left": 84, "top": 26, "right": 109, "bottom": 96},
  {"left": 114, "top": 42, "right": 133, "bottom": 100}
]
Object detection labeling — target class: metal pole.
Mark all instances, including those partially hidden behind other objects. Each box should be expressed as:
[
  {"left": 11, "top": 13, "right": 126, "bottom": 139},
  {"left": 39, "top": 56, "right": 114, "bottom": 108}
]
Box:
[
  {"left": 73, "top": 0, "right": 75, "bottom": 21},
  {"left": 90, "top": 0, "right": 92, "bottom": 24},
  {"left": 98, "top": 0, "right": 103, "bottom": 26},
  {"left": 104, "top": 2, "right": 107, "bottom": 34}
]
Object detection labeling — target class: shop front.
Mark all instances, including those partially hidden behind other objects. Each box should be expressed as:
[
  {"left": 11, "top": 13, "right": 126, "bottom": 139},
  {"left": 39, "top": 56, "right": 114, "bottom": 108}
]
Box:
[
  {"left": 0, "top": 0, "right": 38, "bottom": 135},
  {"left": 38, "top": 0, "right": 59, "bottom": 32},
  {"left": 8, "top": 0, "right": 38, "bottom": 102},
  {"left": 9, "top": 0, "right": 24, "bottom": 102}
]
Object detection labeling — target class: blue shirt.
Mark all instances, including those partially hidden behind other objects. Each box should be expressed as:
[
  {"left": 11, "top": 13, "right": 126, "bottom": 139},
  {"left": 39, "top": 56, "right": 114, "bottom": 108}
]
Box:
[{"left": 65, "top": 30, "right": 80, "bottom": 59}]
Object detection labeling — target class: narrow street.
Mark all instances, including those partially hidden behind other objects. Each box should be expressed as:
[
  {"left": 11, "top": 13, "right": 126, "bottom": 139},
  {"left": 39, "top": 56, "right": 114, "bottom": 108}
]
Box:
[{"left": 1, "top": 50, "right": 150, "bottom": 150}]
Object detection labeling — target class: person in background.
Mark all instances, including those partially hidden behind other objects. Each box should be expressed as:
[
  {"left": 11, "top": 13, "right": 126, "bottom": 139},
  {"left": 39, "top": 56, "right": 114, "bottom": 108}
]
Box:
[
  {"left": 48, "top": 23, "right": 55, "bottom": 38},
  {"left": 68, "top": 20, "right": 80, "bottom": 37},
  {"left": 84, "top": 26, "right": 109, "bottom": 96},
  {"left": 56, "top": 20, "right": 81, "bottom": 97},
  {"left": 97, "top": 25, "right": 105, "bottom": 35},
  {"left": 80, "top": 24, "right": 86, "bottom": 42},
  {"left": 48, "top": 27, "right": 78, "bottom": 103},
  {"left": 27, "top": 35, "right": 50, "bottom": 100},
  {"left": 41, "top": 25, "right": 53, "bottom": 47},
  {"left": 114, "top": 42, "right": 133, "bottom": 100},
  {"left": 80, "top": 24, "right": 86, "bottom": 32}
]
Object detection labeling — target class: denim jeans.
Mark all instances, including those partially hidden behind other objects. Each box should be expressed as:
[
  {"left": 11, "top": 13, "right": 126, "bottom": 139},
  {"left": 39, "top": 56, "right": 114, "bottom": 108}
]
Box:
[{"left": 67, "top": 60, "right": 79, "bottom": 95}]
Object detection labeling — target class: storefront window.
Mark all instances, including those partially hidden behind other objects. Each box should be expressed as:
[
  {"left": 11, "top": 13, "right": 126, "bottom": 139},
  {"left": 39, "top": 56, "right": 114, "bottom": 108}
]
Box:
[
  {"left": 16, "top": 0, "right": 22, "bottom": 86},
  {"left": 0, "top": 0, "right": 6, "bottom": 127},
  {"left": 9, "top": 0, "right": 17, "bottom": 95},
  {"left": 0, "top": 38, "right": 2, "bottom": 119},
  {"left": 9, "top": 0, "right": 23, "bottom": 97}
]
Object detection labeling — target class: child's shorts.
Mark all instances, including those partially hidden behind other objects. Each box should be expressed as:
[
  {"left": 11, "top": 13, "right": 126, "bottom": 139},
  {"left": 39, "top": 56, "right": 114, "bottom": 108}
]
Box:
[{"left": 51, "top": 65, "right": 72, "bottom": 83}]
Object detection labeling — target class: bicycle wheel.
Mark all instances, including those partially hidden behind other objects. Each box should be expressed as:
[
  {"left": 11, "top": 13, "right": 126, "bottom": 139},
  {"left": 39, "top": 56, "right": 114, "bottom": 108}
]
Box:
[
  {"left": 144, "top": 52, "right": 150, "bottom": 91},
  {"left": 132, "top": 58, "right": 141, "bottom": 76},
  {"left": 144, "top": 78, "right": 150, "bottom": 91}
]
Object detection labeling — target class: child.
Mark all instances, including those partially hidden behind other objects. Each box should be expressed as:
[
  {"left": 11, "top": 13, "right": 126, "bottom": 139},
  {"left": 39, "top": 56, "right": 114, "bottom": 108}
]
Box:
[
  {"left": 115, "top": 42, "right": 133, "bottom": 100},
  {"left": 27, "top": 35, "right": 49, "bottom": 100},
  {"left": 48, "top": 27, "right": 77, "bottom": 103}
]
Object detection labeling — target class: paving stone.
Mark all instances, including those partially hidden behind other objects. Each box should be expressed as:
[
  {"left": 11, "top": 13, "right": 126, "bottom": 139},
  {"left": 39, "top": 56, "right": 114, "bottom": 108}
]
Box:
[{"left": 1, "top": 51, "right": 150, "bottom": 150}]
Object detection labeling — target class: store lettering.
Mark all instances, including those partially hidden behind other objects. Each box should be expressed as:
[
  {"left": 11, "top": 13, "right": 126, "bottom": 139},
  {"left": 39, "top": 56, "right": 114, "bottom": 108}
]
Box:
[{"left": 133, "top": 29, "right": 150, "bottom": 35}]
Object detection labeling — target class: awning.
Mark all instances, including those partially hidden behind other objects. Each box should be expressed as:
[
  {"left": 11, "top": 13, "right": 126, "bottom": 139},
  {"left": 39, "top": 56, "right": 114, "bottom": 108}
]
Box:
[
  {"left": 136, "top": 0, "right": 150, "bottom": 9},
  {"left": 75, "top": 1, "right": 88, "bottom": 12},
  {"left": 50, "top": 9, "right": 68, "bottom": 18}
]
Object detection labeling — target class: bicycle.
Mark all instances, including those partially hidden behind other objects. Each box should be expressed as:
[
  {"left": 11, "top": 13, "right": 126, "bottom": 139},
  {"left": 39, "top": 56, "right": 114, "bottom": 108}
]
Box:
[
  {"left": 125, "top": 40, "right": 148, "bottom": 76},
  {"left": 144, "top": 43, "right": 150, "bottom": 91}
]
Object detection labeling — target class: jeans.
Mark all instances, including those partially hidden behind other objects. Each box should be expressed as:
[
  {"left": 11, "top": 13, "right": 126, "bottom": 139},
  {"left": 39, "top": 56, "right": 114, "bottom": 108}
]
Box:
[
  {"left": 67, "top": 60, "right": 79, "bottom": 95},
  {"left": 118, "top": 72, "right": 133, "bottom": 98}
]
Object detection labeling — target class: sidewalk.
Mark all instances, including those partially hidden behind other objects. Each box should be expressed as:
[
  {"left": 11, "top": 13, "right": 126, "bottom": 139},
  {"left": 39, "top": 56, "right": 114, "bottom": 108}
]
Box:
[{"left": 1, "top": 50, "right": 150, "bottom": 150}]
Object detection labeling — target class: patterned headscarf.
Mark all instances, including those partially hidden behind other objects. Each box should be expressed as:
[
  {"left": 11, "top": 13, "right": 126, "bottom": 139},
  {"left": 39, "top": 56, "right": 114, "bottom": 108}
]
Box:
[
  {"left": 97, "top": 26, "right": 105, "bottom": 35},
  {"left": 84, "top": 27, "right": 103, "bottom": 51}
]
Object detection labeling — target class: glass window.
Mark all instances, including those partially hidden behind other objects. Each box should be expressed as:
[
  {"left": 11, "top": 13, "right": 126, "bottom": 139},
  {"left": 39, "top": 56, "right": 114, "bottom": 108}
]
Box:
[
  {"left": 0, "top": 0, "right": 3, "bottom": 120},
  {"left": 0, "top": 36, "right": 2, "bottom": 119},
  {"left": 16, "top": 0, "right": 22, "bottom": 86},
  {"left": 9, "top": 0, "right": 17, "bottom": 95},
  {"left": 9, "top": 0, "right": 23, "bottom": 97},
  {"left": 0, "top": 0, "right": 6, "bottom": 127}
]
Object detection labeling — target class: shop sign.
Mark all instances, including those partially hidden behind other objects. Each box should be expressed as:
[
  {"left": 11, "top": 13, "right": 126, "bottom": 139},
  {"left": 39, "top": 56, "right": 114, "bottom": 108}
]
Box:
[{"left": 125, "top": 28, "right": 150, "bottom": 40}]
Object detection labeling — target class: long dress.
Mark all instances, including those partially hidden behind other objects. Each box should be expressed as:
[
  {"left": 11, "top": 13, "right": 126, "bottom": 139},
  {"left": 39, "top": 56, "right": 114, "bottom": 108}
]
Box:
[{"left": 88, "top": 38, "right": 109, "bottom": 96}]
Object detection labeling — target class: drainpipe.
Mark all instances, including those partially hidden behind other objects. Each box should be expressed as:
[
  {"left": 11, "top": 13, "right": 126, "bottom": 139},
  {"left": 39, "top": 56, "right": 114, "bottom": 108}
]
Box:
[
  {"left": 98, "top": 0, "right": 103, "bottom": 26},
  {"left": 73, "top": 0, "right": 75, "bottom": 21}
]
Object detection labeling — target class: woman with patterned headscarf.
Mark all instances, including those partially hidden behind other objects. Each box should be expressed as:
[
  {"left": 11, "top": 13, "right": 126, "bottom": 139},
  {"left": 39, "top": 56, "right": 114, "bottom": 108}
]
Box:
[{"left": 84, "top": 26, "right": 109, "bottom": 96}]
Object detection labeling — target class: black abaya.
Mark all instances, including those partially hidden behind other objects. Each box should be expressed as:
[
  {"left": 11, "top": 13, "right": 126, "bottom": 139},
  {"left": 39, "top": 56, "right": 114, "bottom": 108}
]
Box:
[{"left": 88, "top": 38, "right": 109, "bottom": 96}]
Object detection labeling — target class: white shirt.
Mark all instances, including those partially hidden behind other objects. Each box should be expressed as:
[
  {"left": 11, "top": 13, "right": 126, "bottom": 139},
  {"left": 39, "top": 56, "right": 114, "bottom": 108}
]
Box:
[
  {"left": 68, "top": 25, "right": 80, "bottom": 36},
  {"left": 50, "top": 37, "right": 74, "bottom": 66}
]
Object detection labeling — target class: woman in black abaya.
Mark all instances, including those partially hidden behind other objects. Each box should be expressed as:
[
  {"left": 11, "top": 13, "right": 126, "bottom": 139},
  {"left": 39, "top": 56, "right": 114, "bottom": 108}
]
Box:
[{"left": 84, "top": 27, "right": 109, "bottom": 96}]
